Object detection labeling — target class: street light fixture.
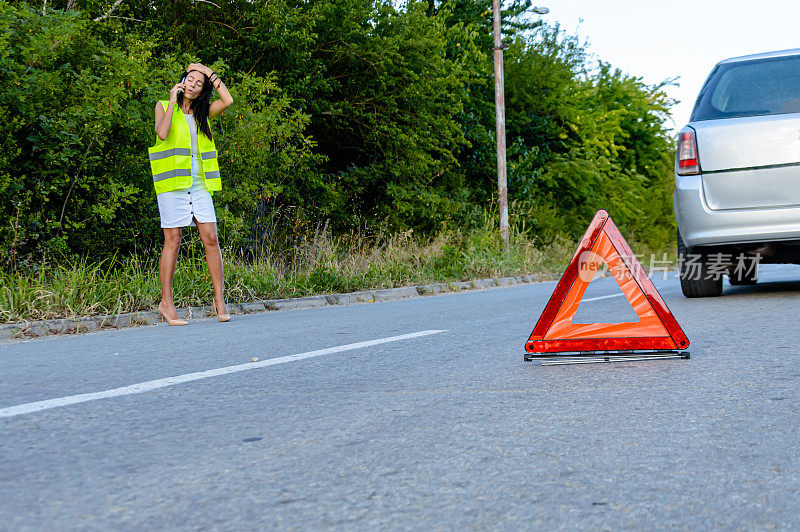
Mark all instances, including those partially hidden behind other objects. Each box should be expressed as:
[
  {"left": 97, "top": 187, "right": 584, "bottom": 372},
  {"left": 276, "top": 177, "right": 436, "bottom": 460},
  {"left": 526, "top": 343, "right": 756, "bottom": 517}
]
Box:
[{"left": 493, "top": 2, "right": 548, "bottom": 248}]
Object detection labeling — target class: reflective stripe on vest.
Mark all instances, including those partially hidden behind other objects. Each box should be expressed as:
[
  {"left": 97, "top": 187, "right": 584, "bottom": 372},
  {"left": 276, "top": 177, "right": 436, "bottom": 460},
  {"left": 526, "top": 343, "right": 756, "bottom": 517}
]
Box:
[{"left": 148, "top": 101, "right": 222, "bottom": 195}]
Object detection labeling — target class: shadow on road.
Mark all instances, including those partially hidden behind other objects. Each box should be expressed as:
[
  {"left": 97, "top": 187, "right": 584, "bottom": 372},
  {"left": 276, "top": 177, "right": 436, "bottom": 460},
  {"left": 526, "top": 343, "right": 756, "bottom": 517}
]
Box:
[{"left": 724, "top": 279, "right": 800, "bottom": 298}]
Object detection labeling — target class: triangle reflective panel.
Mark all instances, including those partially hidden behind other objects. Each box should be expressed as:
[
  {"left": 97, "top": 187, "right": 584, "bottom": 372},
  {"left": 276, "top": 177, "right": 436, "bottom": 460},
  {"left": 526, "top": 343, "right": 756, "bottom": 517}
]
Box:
[{"left": 525, "top": 210, "right": 689, "bottom": 354}]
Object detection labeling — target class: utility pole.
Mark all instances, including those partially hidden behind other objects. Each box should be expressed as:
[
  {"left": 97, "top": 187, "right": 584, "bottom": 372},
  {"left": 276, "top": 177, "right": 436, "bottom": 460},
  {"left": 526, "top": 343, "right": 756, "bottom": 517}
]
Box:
[
  {"left": 492, "top": 0, "right": 509, "bottom": 249},
  {"left": 492, "top": 3, "right": 549, "bottom": 249}
]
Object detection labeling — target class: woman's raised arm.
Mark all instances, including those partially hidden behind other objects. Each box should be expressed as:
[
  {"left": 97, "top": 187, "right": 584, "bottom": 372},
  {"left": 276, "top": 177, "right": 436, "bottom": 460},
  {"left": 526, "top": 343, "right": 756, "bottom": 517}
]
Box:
[{"left": 187, "top": 63, "right": 233, "bottom": 118}]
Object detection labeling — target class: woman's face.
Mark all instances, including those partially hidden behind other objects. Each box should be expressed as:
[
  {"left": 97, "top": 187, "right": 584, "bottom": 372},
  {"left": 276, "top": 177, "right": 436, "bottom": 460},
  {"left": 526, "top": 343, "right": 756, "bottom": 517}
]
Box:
[{"left": 183, "top": 71, "right": 205, "bottom": 100}]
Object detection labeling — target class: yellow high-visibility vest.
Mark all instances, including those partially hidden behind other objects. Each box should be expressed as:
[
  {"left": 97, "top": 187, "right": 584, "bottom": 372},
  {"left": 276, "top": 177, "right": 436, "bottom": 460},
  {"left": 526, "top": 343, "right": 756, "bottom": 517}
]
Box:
[{"left": 148, "top": 100, "right": 222, "bottom": 195}]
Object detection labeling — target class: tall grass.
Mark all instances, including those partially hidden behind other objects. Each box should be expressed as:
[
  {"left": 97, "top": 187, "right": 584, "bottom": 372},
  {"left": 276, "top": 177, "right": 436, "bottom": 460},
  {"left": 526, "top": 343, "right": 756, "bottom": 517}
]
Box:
[{"left": 0, "top": 214, "right": 667, "bottom": 324}]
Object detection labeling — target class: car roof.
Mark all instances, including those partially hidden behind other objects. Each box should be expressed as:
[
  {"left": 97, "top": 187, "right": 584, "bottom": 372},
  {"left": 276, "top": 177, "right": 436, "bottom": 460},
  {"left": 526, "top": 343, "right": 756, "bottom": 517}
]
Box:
[{"left": 717, "top": 48, "right": 800, "bottom": 65}]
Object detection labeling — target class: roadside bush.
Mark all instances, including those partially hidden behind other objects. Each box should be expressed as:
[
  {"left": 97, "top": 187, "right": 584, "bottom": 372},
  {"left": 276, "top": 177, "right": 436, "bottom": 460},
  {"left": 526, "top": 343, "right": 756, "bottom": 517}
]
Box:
[{"left": 0, "top": 0, "right": 678, "bottom": 272}]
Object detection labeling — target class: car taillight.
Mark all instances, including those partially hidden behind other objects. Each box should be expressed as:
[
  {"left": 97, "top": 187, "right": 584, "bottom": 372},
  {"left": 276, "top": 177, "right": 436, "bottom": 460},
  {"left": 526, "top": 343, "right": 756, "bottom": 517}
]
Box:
[{"left": 676, "top": 127, "right": 700, "bottom": 175}]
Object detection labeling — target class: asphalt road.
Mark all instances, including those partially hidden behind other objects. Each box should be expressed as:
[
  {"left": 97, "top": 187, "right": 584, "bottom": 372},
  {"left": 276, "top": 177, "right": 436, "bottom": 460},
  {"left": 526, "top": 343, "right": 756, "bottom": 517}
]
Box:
[{"left": 2, "top": 266, "right": 800, "bottom": 529}]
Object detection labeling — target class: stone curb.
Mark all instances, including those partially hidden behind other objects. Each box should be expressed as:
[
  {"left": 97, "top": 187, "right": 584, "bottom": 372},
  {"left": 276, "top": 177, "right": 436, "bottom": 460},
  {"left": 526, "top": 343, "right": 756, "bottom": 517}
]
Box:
[{"left": 0, "top": 274, "right": 541, "bottom": 341}]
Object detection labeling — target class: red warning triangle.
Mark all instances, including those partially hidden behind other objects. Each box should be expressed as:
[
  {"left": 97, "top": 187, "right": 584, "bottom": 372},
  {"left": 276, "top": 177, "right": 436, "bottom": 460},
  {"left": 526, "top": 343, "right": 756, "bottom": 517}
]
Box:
[{"left": 526, "top": 210, "right": 689, "bottom": 354}]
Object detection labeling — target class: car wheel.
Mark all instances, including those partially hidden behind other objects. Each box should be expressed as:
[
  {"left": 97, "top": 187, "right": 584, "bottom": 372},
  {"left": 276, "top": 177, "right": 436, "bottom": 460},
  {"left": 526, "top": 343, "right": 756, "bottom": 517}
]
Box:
[
  {"left": 677, "top": 230, "right": 723, "bottom": 298},
  {"left": 728, "top": 256, "right": 759, "bottom": 285}
]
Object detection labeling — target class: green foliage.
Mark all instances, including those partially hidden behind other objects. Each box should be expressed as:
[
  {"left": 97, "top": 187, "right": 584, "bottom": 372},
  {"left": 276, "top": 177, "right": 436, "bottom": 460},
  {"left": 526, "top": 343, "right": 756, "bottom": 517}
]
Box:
[
  {"left": 213, "top": 71, "right": 325, "bottom": 255},
  {"left": 0, "top": 0, "right": 678, "bottom": 271},
  {"left": 0, "top": 1, "right": 318, "bottom": 266},
  {"left": 502, "top": 26, "right": 677, "bottom": 244}
]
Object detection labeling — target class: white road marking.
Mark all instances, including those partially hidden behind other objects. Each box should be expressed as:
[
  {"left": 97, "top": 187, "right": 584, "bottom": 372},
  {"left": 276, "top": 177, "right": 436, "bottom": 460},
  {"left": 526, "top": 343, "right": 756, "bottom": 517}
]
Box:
[
  {"left": 581, "top": 293, "right": 625, "bottom": 302},
  {"left": 580, "top": 287, "right": 677, "bottom": 303},
  {"left": 0, "top": 330, "right": 446, "bottom": 419}
]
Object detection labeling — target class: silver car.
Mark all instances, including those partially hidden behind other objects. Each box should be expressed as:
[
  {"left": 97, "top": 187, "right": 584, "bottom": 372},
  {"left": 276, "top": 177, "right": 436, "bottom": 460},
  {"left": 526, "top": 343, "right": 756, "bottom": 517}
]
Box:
[{"left": 674, "top": 48, "right": 800, "bottom": 297}]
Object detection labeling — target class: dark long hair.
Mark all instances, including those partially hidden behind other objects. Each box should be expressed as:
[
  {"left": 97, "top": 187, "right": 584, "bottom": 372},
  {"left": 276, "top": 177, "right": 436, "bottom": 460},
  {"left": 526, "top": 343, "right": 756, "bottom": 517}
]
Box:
[{"left": 176, "top": 71, "right": 213, "bottom": 140}]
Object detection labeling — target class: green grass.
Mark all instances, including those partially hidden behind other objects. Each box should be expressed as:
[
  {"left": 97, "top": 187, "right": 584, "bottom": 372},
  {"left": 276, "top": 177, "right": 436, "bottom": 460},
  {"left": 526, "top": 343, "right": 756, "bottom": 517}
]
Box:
[{"left": 0, "top": 218, "right": 672, "bottom": 324}]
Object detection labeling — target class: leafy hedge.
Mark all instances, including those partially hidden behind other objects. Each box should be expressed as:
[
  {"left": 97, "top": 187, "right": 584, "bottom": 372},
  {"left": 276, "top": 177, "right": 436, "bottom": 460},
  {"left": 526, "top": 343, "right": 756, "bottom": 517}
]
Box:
[{"left": 1, "top": 0, "right": 677, "bottom": 268}]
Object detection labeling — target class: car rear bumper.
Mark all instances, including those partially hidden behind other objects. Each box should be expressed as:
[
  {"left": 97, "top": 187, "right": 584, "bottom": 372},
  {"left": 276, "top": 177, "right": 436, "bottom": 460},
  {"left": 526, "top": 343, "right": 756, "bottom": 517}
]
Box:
[{"left": 674, "top": 173, "right": 800, "bottom": 248}]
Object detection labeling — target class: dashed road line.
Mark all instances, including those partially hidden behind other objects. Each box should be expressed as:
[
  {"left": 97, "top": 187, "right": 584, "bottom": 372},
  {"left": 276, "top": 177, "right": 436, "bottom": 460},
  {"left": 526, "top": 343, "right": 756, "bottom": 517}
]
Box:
[{"left": 0, "top": 330, "right": 446, "bottom": 419}]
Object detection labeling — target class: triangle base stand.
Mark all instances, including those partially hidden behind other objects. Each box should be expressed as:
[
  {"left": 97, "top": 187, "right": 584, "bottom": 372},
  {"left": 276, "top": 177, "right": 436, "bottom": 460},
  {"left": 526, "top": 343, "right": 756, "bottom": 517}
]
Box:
[{"left": 524, "top": 350, "right": 690, "bottom": 365}]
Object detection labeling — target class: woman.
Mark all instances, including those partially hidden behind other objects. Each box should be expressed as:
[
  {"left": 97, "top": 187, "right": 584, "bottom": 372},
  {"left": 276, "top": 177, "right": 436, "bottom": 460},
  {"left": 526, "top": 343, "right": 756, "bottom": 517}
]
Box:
[{"left": 149, "top": 63, "right": 233, "bottom": 325}]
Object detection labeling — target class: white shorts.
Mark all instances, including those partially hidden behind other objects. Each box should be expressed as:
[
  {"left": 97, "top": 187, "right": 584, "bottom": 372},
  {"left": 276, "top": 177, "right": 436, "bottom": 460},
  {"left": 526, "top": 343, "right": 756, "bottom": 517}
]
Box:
[{"left": 157, "top": 178, "right": 217, "bottom": 228}]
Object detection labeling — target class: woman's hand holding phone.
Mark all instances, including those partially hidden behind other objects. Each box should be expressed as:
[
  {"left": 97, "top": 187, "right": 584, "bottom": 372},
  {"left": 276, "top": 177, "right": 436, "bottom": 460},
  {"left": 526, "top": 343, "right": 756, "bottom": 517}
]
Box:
[{"left": 169, "top": 82, "right": 185, "bottom": 104}]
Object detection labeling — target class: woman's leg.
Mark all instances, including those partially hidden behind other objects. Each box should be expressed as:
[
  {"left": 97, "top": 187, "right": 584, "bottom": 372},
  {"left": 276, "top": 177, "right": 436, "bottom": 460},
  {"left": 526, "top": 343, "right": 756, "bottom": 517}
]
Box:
[
  {"left": 196, "top": 220, "right": 227, "bottom": 314},
  {"left": 159, "top": 227, "right": 182, "bottom": 318}
]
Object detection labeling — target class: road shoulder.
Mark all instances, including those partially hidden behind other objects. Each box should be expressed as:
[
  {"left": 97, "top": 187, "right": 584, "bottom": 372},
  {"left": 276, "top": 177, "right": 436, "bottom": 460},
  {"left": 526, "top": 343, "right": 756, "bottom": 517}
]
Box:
[{"left": 0, "top": 274, "right": 542, "bottom": 342}]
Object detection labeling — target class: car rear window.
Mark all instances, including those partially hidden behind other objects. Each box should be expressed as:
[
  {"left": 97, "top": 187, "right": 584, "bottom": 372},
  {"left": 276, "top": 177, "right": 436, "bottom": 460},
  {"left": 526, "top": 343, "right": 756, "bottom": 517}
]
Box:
[{"left": 691, "top": 55, "right": 800, "bottom": 121}]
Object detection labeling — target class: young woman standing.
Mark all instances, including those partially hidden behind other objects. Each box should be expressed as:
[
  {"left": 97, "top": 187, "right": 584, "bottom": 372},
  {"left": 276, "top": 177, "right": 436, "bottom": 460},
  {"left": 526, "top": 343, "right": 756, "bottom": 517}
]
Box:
[{"left": 149, "top": 63, "right": 233, "bottom": 325}]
